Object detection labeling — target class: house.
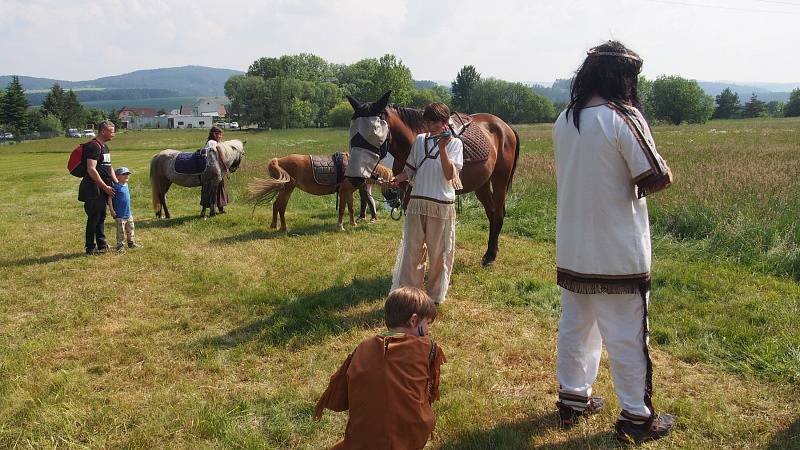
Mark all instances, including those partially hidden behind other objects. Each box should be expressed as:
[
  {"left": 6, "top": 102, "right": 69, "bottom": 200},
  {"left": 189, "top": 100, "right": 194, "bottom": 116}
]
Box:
[
  {"left": 127, "top": 114, "right": 214, "bottom": 130},
  {"left": 179, "top": 97, "right": 229, "bottom": 117},
  {"left": 118, "top": 107, "right": 157, "bottom": 122}
]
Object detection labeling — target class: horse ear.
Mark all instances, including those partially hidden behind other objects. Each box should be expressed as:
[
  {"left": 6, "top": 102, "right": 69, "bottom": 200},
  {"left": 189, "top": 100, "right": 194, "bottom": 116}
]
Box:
[
  {"left": 346, "top": 95, "right": 361, "bottom": 111},
  {"left": 375, "top": 91, "right": 392, "bottom": 110}
]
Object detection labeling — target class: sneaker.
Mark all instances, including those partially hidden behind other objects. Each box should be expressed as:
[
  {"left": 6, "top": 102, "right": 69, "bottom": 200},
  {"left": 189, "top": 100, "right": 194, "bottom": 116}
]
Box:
[
  {"left": 128, "top": 242, "right": 143, "bottom": 249},
  {"left": 615, "top": 413, "right": 675, "bottom": 444},
  {"left": 95, "top": 246, "right": 109, "bottom": 254},
  {"left": 115, "top": 244, "right": 126, "bottom": 252},
  {"left": 556, "top": 396, "right": 605, "bottom": 429}
]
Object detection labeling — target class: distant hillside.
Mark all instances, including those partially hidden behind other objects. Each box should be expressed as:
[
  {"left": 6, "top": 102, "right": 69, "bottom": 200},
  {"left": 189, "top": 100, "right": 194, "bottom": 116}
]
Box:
[
  {"left": 696, "top": 82, "right": 793, "bottom": 103},
  {"left": 1, "top": 65, "right": 244, "bottom": 97},
  {"left": 25, "top": 88, "right": 182, "bottom": 106},
  {"left": 531, "top": 78, "right": 796, "bottom": 104}
]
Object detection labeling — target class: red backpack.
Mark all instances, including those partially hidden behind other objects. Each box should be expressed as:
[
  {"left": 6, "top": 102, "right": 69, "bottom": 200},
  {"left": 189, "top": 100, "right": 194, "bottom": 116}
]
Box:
[{"left": 67, "top": 141, "right": 92, "bottom": 177}]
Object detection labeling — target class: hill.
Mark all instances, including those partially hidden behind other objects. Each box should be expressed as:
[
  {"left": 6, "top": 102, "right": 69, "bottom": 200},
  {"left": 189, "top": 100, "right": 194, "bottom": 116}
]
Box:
[
  {"left": 532, "top": 78, "right": 797, "bottom": 104},
  {"left": 1, "top": 65, "right": 244, "bottom": 97}
]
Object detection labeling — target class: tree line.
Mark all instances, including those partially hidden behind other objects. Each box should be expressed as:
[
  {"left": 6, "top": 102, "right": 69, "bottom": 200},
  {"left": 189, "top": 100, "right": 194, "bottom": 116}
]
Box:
[
  {"left": 639, "top": 76, "right": 800, "bottom": 124},
  {"left": 3, "top": 63, "right": 800, "bottom": 139},
  {"left": 0, "top": 76, "right": 110, "bottom": 137},
  {"left": 224, "top": 53, "right": 556, "bottom": 128}
]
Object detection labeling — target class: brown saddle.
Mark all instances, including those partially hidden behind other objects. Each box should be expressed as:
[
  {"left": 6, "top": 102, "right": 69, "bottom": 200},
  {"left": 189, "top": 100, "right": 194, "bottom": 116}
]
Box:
[{"left": 311, "top": 152, "right": 350, "bottom": 186}]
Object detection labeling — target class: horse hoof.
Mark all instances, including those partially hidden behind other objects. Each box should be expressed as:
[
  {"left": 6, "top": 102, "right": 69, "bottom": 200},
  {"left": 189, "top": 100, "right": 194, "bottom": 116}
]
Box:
[{"left": 481, "top": 254, "right": 496, "bottom": 267}]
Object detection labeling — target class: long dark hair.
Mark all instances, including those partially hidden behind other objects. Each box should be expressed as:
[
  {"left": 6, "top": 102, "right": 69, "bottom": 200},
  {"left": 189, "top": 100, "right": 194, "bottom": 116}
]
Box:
[
  {"left": 566, "top": 40, "right": 643, "bottom": 130},
  {"left": 207, "top": 126, "right": 223, "bottom": 142}
]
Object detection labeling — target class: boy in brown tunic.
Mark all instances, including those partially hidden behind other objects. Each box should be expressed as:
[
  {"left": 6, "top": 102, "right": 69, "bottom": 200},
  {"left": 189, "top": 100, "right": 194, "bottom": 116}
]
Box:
[{"left": 314, "top": 287, "right": 446, "bottom": 450}]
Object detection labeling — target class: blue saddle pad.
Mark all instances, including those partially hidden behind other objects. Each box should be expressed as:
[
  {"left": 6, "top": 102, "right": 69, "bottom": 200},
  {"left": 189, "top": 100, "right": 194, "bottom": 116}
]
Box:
[{"left": 174, "top": 151, "right": 207, "bottom": 174}]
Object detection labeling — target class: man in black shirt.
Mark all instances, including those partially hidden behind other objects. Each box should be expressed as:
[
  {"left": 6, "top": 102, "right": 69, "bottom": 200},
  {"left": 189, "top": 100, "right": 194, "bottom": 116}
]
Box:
[{"left": 78, "top": 120, "right": 118, "bottom": 254}]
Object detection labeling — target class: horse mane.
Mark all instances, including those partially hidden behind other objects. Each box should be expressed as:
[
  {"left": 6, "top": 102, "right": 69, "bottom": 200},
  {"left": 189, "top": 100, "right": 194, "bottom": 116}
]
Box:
[
  {"left": 389, "top": 105, "right": 426, "bottom": 134},
  {"left": 215, "top": 139, "right": 244, "bottom": 162}
]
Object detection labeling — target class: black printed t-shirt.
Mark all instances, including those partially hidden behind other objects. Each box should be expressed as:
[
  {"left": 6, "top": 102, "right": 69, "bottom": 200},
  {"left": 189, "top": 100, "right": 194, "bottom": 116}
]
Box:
[{"left": 78, "top": 140, "right": 112, "bottom": 201}]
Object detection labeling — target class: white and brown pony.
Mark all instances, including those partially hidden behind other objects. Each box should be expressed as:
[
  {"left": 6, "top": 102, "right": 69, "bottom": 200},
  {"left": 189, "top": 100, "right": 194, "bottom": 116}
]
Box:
[{"left": 149, "top": 139, "right": 245, "bottom": 218}]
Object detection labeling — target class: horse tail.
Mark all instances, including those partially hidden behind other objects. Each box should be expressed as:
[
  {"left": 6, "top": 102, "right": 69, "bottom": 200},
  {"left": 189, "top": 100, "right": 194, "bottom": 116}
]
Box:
[
  {"left": 504, "top": 127, "right": 521, "bottom": 217},
  {"left": 246, "top": 158, "right": 290, "bottom": 205},
  {"left": 508, "top": 127, "right": 521, "bottom": 194},
  {"left": 150, "top": 156, "right": 161, "bottom": 215}
]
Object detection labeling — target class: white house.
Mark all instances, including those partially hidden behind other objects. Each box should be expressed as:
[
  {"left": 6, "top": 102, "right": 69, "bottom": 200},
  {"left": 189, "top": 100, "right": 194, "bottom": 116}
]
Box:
[{"left": 127, "top": 114, "right": 214, "bottom": 129}]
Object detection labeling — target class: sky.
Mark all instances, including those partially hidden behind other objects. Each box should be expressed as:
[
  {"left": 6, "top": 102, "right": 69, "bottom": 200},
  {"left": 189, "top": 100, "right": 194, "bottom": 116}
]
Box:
[{"left": 1, "top": 0, "right": 799, "bottom": 84}]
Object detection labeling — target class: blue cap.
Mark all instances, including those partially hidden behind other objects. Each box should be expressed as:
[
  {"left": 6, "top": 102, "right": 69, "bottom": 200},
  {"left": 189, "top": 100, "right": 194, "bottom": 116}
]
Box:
[{"left": 115, "top": 167, "right": 132, "bottom": 175}]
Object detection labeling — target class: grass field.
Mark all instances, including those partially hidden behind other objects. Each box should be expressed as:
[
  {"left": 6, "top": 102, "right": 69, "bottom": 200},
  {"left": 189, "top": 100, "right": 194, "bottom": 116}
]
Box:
[{"left": 0, "top": 119, "right": 798, "bottom": 448}]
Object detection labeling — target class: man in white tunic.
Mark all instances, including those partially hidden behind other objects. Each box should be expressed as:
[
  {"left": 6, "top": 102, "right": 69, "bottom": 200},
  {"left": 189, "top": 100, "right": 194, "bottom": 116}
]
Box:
[{"left": 553, "top": 41, "right": 674, "bottom": 444}]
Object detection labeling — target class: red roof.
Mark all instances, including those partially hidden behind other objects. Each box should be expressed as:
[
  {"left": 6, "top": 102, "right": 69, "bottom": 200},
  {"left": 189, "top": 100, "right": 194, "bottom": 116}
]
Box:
[{"left": 118, "top": 107, "right": 157, "bottom": 118}]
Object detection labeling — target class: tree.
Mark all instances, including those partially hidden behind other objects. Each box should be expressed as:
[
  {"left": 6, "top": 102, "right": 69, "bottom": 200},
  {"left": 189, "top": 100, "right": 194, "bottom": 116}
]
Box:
[
  {"left": 372, "top": 54, "right": 414, "bottom": 106},
  {"left": 784, "top": 88, "right": 800, "bottom": 117},
  {"left": 225, "top": 75, "right": 271, "bottom": 127},
  {"left": 39, "top": 113, "right": 64, "bottom": 133},
  {"left": 452, "top": 65, "right": 481, "bottom": 113},
  {"left": 248, "top": 53, "right": 334, "bottom": 82},
  {"left": 765, "top": 101, "right": 784, "bottom": 118},
  {"left": 81, "top": 107, "right": 108, "bottom": 128},
  {"left": 0, "top": 76, "right": 30, "bottom": 135},
  {"left": 327, "top": 101, "right": 353, "bottom": 127},
  {"left": 41, "top": 83, "right": 66, "bottom": 121},
  {"left": 649, "top": 75, "right": 714, "bottom": 124},
  {"left": 288, "top": 98, "right": 317, "bottom": 128},
  {"left": 712, "top": 88, "right": 740, "bottom": 119},
  {"left": 107, "top": 108, "right": 121, "bottom": 129},
  {"left": 62, "top": 90, "right": 84, "bottom": 128},
  {"left": 742, "top": 93, "right": 767, "bottom": 119},
  {"left": 470, "top": 78, "right": 555, "bottom": 123},
  {"left": 638, "top": 76, "right": 655, "bottom": 117},
  {"left": 336, "top": 58, "right": 379, "bottom": 101}
]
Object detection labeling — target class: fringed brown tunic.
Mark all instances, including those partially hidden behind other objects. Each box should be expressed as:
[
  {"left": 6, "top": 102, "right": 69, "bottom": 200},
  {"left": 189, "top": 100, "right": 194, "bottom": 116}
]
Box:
[{"left": 315, "top": 333, "right": 446, "bottom": 450}]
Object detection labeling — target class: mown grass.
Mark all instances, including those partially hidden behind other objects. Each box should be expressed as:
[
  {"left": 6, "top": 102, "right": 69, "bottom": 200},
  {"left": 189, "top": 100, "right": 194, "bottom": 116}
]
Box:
[{"left": 0, "top": 120, "right": 798, "bottom": 448}]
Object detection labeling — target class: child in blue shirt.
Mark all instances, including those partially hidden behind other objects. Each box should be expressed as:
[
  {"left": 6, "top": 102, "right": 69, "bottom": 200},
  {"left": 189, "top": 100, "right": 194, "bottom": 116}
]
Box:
[{"left": 106, "top": 167, "right": 142, "bottom": 252}]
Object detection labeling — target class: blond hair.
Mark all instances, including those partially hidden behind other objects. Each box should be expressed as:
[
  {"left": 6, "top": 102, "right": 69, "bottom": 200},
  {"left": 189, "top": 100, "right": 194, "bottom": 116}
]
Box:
[{"left": 384, "top": 287, "right": 437, "bottom": 328}]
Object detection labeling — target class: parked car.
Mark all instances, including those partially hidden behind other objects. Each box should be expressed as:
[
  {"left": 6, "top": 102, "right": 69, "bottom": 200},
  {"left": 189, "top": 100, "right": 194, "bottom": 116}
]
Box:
[
  {"left": 83, "top": 129, "right": 96, "bottom": 138},
  {"left": 66, "top": 128, "right": 82, "bottom": 138},
  {"left": 229, "top": 121, "right": 239, "bottom": 129},
  {"left": 1, "top": 132, "right": 13, "bottom": 139}
]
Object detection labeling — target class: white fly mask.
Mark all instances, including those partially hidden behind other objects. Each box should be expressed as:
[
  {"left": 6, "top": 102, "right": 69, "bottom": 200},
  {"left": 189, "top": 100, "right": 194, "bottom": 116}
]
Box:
[{"left": 345, "top": 116, "right": 389, "bottom": 179}]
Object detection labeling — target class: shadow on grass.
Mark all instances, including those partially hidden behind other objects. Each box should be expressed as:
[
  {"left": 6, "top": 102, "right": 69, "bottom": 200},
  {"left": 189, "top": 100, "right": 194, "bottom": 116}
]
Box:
[
  {"left": 0, "top": 251, "right": 87, "bottom": 268},
  {"left": 199, "top": 275, "right": 391, "bottom": 348},
  {"left": 136, "top": 215, "right": 203, "bottom": 229},
  {"left": 209, "top": 222, "right": 337, "bottom": 245},
  {"left": 766, "top": 416, "right": 800, "bottom": 450},
  {"left": 438, "top": 411, "right": 619, "bottom": 449}
]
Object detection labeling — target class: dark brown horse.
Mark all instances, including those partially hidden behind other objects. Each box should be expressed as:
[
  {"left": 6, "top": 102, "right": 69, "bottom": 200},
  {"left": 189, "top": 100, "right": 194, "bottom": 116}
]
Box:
[
  {"left": 344, "top": 91, "right": 520, "bottom": 266},
  {"left": 246, "top": 153, "right": 392, "bottom": 231}
]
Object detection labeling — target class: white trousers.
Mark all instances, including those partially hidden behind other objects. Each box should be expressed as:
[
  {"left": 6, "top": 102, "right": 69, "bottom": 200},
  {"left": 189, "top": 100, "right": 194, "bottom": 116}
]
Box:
[
  {"left": 556, "top": 288, "right": 652, "bottom": 419},
  {"left": 390, "top": 213, "right": 456, "bottom": 304}
]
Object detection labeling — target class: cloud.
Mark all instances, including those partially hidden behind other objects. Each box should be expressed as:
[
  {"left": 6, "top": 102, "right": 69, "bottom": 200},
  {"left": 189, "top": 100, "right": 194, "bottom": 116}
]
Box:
[{"left": 1, "top": 0, "right": 797, "bottom": 83}]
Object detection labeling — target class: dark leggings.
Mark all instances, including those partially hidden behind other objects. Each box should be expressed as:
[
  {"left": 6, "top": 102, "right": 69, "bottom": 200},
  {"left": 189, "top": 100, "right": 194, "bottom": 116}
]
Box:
[{"left": 84, "top": 194, "right": 108, "bottom": 251}]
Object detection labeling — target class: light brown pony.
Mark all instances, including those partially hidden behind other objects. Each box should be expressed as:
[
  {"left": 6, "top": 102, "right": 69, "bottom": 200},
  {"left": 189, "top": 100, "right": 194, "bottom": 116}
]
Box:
[
  {"left": 247, "top": 154, "right": 392, "bottom": 231},
  {"left": 345, "top": 92, "right": 520, "bottom": 266}
]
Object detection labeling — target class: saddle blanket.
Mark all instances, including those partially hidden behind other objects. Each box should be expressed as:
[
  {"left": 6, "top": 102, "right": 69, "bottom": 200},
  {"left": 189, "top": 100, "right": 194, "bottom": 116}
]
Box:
[
  {"left": 311, "top": 152, "right": 349, "bottom": 186},
  {"left": 174, "top": 151, "right": 207, "bottom": 174},
  {"left": 458, "top": 121, "right": 492, "bottom": 165}
]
